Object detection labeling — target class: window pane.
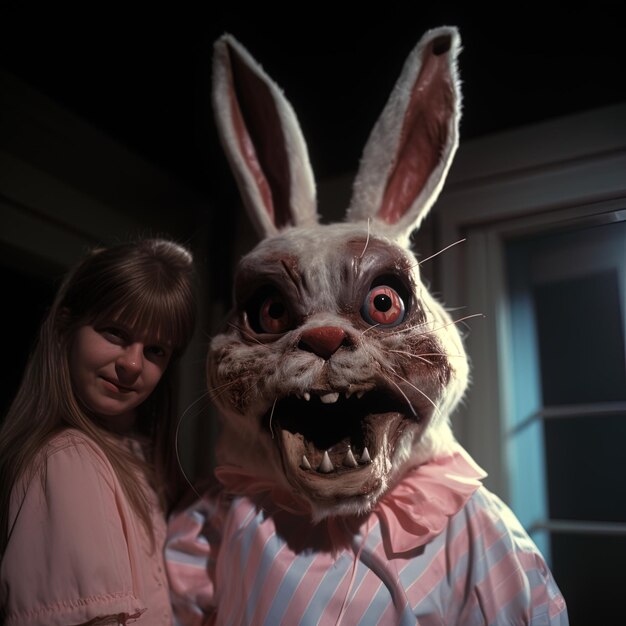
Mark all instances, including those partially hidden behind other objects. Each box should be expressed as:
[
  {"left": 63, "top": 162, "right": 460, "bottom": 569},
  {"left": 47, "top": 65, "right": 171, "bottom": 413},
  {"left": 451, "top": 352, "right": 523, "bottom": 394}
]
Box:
[
  {"left": 545, "top": 414, "right": 626, "bottom": 522},
  {"left": 534, "top": 270, "right": 626, "bottom": 405},
  {"left": 551, "top": 533, "right": 626, "bottom": 626}
]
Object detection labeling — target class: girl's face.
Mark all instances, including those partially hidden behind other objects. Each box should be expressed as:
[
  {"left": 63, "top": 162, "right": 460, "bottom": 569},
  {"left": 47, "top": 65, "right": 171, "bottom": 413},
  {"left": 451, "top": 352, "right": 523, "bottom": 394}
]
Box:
[{"left": 69, "top": 322, "right": 172, "bottom": 432}]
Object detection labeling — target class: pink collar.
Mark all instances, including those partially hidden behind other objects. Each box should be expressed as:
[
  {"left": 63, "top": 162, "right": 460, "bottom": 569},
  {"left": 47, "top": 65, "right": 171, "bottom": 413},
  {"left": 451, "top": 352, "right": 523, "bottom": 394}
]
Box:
[{"left": 214, "top": 444, "right": 486, "bottom": 556}]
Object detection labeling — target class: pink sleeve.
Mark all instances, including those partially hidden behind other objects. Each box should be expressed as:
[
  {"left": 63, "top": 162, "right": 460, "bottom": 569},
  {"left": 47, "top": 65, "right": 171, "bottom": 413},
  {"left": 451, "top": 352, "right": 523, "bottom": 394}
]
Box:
[
  {"left": 458, "top": 489, "right": 569, "bottom": 625},
  {"left": 1, "top": 437, "right": 145, "bottom": 626}
]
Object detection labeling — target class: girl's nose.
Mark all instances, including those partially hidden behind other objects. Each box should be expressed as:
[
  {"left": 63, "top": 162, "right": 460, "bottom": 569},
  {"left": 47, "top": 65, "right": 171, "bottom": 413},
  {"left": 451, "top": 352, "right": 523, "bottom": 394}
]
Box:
[{"left": 115, "top": 344, "right": 143, "bottom": 381}]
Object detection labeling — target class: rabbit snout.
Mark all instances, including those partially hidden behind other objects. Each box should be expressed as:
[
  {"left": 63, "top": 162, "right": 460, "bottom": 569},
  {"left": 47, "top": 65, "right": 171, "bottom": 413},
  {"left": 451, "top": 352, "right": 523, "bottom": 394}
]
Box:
[{"left": 298, "top": 326, "right": 349, "bottom": 359}]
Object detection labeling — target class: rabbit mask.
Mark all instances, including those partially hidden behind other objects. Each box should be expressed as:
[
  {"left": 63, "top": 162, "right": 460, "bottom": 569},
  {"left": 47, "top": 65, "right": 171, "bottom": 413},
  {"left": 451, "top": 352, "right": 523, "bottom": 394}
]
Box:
[{"left": 209, "top": 27, "right": 469, "bottom": 520}]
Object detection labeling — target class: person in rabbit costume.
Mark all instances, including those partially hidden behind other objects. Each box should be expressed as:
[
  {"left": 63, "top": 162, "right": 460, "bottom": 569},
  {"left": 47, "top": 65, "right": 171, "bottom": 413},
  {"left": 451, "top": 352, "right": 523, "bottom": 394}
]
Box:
[{"left": 166, "top": 27, "right": 568, "bottom": 626}]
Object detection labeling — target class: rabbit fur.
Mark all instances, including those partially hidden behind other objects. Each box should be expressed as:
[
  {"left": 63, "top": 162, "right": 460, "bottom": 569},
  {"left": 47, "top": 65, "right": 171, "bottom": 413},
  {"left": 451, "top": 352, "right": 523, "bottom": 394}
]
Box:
[
  {"left": 163, "top": 30, "right": 568, "bottom": 625},
  {"left": 208, "top": 27, "right": 470, "bottom": 521}
]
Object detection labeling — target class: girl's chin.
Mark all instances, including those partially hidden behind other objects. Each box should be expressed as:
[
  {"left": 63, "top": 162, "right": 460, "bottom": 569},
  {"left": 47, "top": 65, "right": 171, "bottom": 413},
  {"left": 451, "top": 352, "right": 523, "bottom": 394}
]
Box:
[
  {"left": 100, "top": 414, "right": 137, "bottom": 434},
  {"left": 88, "top": 404, "right": 138, "bottom": 434}
]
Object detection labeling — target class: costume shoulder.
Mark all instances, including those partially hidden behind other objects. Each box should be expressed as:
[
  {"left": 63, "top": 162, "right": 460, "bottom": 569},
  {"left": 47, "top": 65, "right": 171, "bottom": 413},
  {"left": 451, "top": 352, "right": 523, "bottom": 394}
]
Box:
[
  {"left": 1, "top": 429, "right": 145, "bottom": 626},
  {"left": 457, "top": 487, "right": 569, "bottom": 625}
]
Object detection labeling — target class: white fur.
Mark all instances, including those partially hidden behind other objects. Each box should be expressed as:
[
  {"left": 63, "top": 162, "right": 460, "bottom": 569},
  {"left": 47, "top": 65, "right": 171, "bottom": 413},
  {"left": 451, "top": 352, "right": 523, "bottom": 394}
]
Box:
[
  {"left": 347, "top": 27, "right": 462, "bottom": 245},
  {"left": 209, "top": 28, "right": 467, "bottom": 519},
  {"left": 212, "top": 35, "right": 317, "bottom": 238}
]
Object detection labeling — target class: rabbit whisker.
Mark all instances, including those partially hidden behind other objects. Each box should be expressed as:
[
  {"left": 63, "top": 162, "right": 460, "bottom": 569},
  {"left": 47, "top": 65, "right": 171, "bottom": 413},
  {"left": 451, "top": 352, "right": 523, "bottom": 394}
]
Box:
[
  {"left": 209, "top": 379, "right": 258, "bottom": 410},
  {"left": 415, "top": 237, "right": 466, "bottom": 267},
  {"left": 208, "top": 379, "right": 240, "bottom": 401},
  {"left": 421, "top": 351, "right": 466, "bottom": 358},
  {"left": 228, "top": 322, "right": 263, "bottom": 345},
  {"left": 381, "top": 372, "right": 418, "bottom": 418},
  {"left": 428, "top": 313, "right": 485, "bottom": 334},
  {"left": 388, "top": 320, "right": 431, "bottom": 335},
  {"left": 360, "top": 322, "right": 380, "bottom": 336},
  {"left": 208, "top": 379, "right": 239, "bottom": 393},
  {"left": 175, "top": 391, "right": 213, "bottom": 500},
  {"left": 392, "top": 313, "right": 483, "bottom": 336},
  {"left": 387, "top": 349, "right": 435, "bottom": 365},
  {"left": 358, "top": 218, "right": 371, "bottom": 259},
  {"left": 235, "top": 380, "right": 259, "bottom": 407},
  {"left": 388, "top": 350, "right": 466, "bottom": 360},
  {"left": 389, "top": 369, "right": 441, "bottom": 417},
  {"left": 268, "top": 397, "right": 278, "bottom": 439}
]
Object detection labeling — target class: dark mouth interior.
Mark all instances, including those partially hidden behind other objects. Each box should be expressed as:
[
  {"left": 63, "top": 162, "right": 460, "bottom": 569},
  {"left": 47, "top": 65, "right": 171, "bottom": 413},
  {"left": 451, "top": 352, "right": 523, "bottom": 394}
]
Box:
[{"left": 263, "top": 390, "right": 409, "bottom": 453}]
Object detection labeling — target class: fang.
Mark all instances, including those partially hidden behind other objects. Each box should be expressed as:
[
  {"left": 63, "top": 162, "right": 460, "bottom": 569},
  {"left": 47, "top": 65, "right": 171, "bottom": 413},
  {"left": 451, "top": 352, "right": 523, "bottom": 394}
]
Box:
[
  {"left": 343, "top": 448, "right": 358, "bottom": 468},
  {"left": 318, "top": 451, "right": 334, "bottom": 473}
]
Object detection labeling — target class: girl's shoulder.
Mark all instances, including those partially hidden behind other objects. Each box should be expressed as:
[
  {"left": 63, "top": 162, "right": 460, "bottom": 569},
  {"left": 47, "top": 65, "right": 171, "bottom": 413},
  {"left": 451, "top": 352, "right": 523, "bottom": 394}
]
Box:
[
  {"left": 41, "top": 427, "right": 107, "bottom": 459},
  {"left": 45, "top": 427, "right": 101, "bottom": 449},
  {"left": 29, "top": 428, "right": 117, "bottom": 489},
  {"left": 2, "top": 431, "right": 159, "bottom": 626}
]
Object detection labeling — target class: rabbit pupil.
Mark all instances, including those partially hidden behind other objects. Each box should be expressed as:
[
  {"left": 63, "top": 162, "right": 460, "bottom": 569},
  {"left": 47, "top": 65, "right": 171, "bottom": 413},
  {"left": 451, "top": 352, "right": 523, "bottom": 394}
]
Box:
[
  {"left": 361, "top": 284, "right": 406, "bottom": 327},
  {"left": 374, "top": 294, "right": 392, "bottom": 312},
  {"left": 257, "top": 294, "right": 291, "bottom": 334},
  {"left": 268, "top": 301, "right": 285, "bottom": 319}
]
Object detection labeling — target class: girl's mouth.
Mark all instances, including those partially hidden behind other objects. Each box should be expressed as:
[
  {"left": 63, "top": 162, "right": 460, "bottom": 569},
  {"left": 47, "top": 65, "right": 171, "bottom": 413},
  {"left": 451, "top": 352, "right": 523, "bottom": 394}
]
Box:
[{"left": 100, "top": 376, "right": 135, "bottom": 394}]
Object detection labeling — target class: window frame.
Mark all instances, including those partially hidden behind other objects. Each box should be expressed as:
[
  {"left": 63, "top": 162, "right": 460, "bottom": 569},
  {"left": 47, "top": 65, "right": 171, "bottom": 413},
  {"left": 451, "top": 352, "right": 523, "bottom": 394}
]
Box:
[{"left": 434, "top": 103, "right": 626, "bottom": 502}]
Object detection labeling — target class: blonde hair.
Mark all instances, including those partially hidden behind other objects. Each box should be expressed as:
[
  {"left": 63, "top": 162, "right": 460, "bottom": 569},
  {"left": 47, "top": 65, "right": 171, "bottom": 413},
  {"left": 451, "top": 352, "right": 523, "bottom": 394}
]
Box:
[{"left": 0, "top": 238, "right": 196, "bottom": 551}]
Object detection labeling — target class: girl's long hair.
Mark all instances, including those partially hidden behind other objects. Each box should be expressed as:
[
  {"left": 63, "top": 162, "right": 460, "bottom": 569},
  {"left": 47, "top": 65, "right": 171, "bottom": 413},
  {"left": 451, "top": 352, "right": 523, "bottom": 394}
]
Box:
[{"left": 0, "top": 238, "right": 196, "bottom": 552}]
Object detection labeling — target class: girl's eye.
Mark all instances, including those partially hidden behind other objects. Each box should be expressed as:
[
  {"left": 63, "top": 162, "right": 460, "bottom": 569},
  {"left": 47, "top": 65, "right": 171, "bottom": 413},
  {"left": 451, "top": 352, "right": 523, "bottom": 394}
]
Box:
[
  {"left": 145, "top": 345, "right": 167, "bottom": 358},
  {"left": 360, "top": 285, "right": 406, "bottom": 327},
  {"left": 100, "top": 327, "right": 127, "bottom": 344},
  {"left": 258, "top": 294, "right": 291, "bottom": 334}
]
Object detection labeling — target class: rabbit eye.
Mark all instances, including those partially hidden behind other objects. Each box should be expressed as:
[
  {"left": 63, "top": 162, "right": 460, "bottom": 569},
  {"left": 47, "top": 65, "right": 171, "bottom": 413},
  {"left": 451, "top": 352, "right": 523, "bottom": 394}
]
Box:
[
  {"left": 361, "top": 285, "right": 406, "bottom": 327},
  {"left": 258, "top": 294, "right": 292, "bottom": 334}
]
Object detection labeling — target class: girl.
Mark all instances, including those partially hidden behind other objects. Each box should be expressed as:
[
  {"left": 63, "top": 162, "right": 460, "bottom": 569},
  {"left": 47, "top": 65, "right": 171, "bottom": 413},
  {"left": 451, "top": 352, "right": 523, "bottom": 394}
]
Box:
[{"left": 0, "top": 238, "right": 196, "bottom": 625}]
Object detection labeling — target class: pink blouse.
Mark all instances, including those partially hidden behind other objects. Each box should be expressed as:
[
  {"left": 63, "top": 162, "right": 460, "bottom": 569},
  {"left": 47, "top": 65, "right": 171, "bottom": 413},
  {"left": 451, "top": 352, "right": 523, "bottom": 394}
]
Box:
[{"left": 1, "top": 429, "right": 172, "bottom": 625}]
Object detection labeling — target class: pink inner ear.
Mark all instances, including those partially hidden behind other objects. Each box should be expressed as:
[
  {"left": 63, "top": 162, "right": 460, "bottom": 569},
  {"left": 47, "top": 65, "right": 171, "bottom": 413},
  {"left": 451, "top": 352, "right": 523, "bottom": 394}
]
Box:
[
  {"left": 227, "top": 45, "right": 293, "bottom": 230},
  {"left": 379, "top": 36, "right": 455, "bottom": 225}
]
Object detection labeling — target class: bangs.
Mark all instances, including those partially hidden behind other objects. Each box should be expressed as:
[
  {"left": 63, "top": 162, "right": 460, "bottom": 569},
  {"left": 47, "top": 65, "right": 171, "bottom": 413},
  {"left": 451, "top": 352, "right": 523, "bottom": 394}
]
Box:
[
  {"left": 89, "top": 280, "right": 195, "bottom": 354},
  {"left": 63, "top": 238, "right": 196, "bottom": 355}
]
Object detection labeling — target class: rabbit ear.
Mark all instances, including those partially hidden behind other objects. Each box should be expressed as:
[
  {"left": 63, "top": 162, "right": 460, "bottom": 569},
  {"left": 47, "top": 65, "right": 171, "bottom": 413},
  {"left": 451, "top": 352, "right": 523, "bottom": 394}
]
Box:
[
  {"left": 347, "top": 27, "right": 461, "bottom": 245},
  {"left": 212, "top": 35, "right": 318, "bottom": 239}
]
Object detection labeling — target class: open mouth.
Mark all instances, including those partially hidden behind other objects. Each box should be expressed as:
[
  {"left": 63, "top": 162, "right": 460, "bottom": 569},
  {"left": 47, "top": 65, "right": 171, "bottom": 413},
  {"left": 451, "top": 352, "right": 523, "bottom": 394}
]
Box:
[{"left": 263, "top": 386, "right": 422, "bottom": 501}]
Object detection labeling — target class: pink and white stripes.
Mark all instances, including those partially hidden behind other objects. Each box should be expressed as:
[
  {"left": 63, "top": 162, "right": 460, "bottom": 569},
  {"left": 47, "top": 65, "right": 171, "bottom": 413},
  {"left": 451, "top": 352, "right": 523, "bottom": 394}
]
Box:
[{"left": 166, "top": 449, "right": 568, "bottom": 625}]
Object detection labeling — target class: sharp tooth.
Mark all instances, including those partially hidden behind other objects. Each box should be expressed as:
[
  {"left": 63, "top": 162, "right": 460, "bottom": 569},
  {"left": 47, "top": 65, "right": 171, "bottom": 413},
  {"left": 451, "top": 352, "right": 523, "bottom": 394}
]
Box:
[
  {"left": 320, "top": 392, "right": 339, "bottom": 404},
  {"left": 345, "top": 388, "right": 353, "bottom": 399},
  {"left": 300, "top": 455, "right": 312, "bottom": 470},
  {"left": 343, "top": 448, "right": 358, "bottom": 468},
  {"left": 359, "top": 447, "right": 371, "bottom": 464},
  {"left": 303, "top": 392, "right": 311, "bottom": 401},
  {"left": 318, "top": 451, "right": 334, "bottom": 473},
  {"left": 356, "top": 390, "right": 365, "bottom": 399}
]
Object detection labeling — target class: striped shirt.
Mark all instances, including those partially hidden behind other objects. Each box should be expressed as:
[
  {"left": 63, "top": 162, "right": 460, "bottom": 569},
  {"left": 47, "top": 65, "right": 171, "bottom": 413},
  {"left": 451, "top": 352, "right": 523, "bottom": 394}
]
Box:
[{"left": 166, "top": 448, "right": 568, "bottom": 625}]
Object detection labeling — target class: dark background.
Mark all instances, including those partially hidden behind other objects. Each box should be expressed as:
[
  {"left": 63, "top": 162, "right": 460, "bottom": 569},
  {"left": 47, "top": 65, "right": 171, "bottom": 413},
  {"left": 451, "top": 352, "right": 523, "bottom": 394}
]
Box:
[
  {"left": 2, "top": 8, "right": 625, "bottom": 624},
  {"left": 1, "top": 5, "right": 625, "bottom": 207},
  {"left": 2, "top": 3, "right": 624, "bottom": 421}
]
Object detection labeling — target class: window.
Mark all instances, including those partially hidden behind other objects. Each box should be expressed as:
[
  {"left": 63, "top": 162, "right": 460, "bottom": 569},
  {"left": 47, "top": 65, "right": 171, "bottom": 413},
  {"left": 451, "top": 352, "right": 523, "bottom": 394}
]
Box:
[
  {"left": 505, "top": 215, "right": 626, "bottom": 624},
  {"left": 435, "top": 103, "right": 626, "bottom": 625}
]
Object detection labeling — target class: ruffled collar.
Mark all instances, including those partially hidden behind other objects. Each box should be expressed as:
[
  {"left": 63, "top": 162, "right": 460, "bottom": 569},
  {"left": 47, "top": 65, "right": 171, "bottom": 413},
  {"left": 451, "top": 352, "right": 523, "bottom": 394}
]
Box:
[
  {"left": 214, "top": 444, "right": 486, "bottom": 556},
  {"left": 373, "top": 445, "right": 486, "bottom": 554}
]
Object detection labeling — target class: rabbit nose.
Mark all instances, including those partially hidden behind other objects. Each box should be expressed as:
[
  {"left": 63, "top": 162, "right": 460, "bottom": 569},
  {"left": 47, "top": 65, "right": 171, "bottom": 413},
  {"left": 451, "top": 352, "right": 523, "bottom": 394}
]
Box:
[{"left": 298, "top": 326, "right": 348, "bottom": 359}]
